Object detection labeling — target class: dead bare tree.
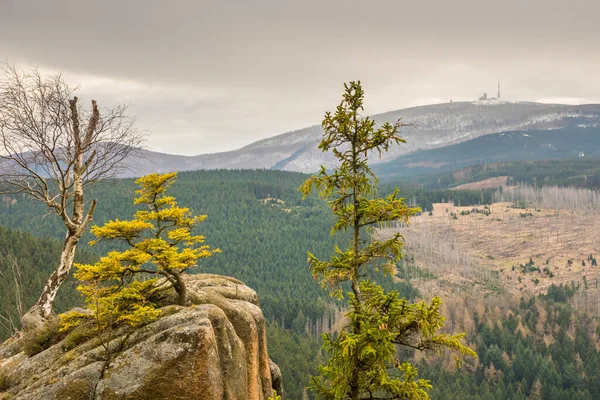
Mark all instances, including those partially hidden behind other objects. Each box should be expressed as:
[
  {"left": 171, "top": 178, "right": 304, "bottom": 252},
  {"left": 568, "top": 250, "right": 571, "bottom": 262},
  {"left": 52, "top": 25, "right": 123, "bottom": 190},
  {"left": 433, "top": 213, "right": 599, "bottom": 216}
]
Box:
[
  {"left": 0, "top": 252, "right": 24, "bottom": 337},
  {"left": 0, "top": 64, "right": 144, "bottom": 329}
]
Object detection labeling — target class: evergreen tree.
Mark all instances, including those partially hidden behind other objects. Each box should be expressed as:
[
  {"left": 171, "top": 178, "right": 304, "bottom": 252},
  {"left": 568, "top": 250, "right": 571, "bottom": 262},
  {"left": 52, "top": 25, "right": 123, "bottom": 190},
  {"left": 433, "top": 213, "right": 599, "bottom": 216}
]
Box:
[
  {"left": 61, "top": 172, "right": 220, "bottom": 334},
  {"left": 300, "top": 81, "right": 475, "bottom": 399}
]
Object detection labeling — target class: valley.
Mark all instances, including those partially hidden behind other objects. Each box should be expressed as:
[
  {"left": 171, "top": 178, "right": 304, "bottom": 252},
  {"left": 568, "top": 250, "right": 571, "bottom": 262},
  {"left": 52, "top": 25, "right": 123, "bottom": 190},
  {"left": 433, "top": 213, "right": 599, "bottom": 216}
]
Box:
[
  {"left": 3, "top": 164, "right": 600, "bottom": 398},
  {"left": 2, "top": 4, "right": 600, "bottom": 398}
]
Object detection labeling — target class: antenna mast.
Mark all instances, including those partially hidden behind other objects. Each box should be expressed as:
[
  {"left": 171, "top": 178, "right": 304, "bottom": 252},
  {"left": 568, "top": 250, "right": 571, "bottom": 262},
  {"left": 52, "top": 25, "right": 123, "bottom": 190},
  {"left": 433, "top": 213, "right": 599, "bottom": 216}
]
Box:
[{"left": 497, "top": 78, "right": 501, "bottom": 99}]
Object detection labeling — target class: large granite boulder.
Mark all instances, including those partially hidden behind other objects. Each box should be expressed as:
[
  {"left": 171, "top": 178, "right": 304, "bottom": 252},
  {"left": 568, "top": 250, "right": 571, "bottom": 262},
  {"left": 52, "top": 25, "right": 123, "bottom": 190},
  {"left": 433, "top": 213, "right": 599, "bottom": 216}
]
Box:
[{"left": 0, "top": 274, "right": 282, "bottom": 400}]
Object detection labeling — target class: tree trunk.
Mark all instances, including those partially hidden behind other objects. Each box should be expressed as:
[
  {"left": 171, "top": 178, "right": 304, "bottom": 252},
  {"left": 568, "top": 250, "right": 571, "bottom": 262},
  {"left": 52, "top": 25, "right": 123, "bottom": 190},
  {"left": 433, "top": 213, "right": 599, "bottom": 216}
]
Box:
[
  {"left": 21, "top": 188, "right": 95, "bottom": 328},
  {"left": 20, "top": 233, "right": 79, "bottom": 330},
  {"left": 24, "top": 122, "right": 88, "bottom": 323},
  {"left": 171, "top": 271, "right": 187, "bottom": 306},
  {"left": 349, "top": 144, "right": 363, "bottom": 400},
  {"left": 38, "top": 234, "right": 78, "bottom": 316}
]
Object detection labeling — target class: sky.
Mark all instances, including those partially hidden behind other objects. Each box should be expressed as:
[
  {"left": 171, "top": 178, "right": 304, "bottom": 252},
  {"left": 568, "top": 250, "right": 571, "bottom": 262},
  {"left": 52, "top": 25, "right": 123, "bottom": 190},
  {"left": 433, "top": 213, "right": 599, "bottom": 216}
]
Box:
[{"left": 1, "top": 0, "right": 599, "bottom": 155}]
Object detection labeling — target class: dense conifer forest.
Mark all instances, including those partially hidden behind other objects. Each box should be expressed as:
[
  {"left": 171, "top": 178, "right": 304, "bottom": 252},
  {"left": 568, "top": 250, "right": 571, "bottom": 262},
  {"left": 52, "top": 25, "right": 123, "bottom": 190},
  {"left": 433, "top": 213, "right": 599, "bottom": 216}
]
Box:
[
  {"left": 2, "top": 168, "right": 600, "bottom": 399},
  {"left": 424, "top": 285, "right": 600, "bottom": 399},
  {"left": 403, "top": 156, "right": 600, "bottom": 191},
  {"left": 0, "top": 169, "right": 494, "bottom": 334},
  {"left": 373, "top": 127, "right": 600, "bottom": 181}
]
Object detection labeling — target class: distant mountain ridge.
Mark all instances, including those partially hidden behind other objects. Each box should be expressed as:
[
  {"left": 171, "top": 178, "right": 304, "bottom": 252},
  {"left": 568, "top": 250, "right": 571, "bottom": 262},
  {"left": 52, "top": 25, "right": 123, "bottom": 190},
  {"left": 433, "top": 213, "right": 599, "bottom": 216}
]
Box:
[
  {"left": 124, "top": 101, "right": 600, "bottom": 177},
  {"left": 373, "top": 126, "right": 600, "bottom": 181}
]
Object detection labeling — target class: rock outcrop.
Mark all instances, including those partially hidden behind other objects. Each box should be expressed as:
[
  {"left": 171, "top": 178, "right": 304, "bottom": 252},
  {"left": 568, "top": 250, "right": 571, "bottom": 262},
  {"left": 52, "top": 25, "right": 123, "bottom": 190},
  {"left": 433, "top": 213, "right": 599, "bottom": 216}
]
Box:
[{"left": 0, "top": 274, "right": 282, "bottom": 400}]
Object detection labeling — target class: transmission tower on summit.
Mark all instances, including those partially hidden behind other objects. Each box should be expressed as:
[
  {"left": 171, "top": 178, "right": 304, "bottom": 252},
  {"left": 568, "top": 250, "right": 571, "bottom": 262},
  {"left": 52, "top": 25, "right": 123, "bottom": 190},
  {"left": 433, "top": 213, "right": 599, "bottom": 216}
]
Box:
[{"left": 497, "top": 79, "right": 501, "bottom": 99}]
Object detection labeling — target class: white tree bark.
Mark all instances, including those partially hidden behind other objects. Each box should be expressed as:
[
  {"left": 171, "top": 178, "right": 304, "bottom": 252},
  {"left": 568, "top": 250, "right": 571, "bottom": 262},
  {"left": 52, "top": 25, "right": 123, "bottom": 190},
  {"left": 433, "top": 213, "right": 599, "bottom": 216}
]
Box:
[{"left": 0, "top": 65, "right": 143, "bottom": 326}]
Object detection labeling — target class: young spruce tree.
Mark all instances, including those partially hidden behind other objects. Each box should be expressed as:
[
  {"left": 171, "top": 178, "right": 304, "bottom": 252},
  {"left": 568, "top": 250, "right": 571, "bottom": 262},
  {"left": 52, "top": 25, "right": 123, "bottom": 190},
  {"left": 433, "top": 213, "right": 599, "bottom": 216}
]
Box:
[
  {"left": 300, "top": 82, "right": 475, "bottom": 400},
  {"left": 62, "top": 172, "right": 220, "bottom": 335}
]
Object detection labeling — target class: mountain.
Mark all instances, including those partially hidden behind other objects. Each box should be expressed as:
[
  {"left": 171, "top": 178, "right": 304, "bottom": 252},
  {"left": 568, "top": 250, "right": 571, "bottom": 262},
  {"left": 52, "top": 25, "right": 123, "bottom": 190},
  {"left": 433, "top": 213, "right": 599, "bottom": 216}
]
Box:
[
  {"left": 373, "top": 126, "right": 600, "bottom": 181},
  {"left": 124, "top": 101, "right": 600, "bottom": 177}
]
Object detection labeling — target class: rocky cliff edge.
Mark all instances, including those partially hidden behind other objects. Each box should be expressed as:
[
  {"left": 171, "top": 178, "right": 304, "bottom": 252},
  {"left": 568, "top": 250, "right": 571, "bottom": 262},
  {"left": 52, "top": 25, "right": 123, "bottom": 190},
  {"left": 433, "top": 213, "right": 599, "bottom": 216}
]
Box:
[{"left": 0, "top": 274, "right": 283, "bottom": 400}]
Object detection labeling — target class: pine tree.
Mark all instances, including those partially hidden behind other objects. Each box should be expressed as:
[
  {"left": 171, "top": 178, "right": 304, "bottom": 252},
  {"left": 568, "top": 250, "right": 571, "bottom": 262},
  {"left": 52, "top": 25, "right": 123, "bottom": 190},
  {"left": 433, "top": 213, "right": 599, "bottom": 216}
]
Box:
[
  {"left": 300, "top": 81, "right": 475, "bottom": 399},
  {"left": 61, "top": 172, "right": 220, "bottom": 334}
]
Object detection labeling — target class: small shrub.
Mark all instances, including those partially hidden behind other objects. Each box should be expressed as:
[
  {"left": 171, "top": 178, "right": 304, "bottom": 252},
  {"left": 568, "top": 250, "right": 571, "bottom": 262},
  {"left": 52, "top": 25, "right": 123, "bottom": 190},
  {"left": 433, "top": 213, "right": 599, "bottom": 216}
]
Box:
[
  {"left": 0, "top": 370, "right": 13, "bottom": 392},
  {"left": 61, "top": 322, "right": 97, "bottom": 352},
  {"left": 511, "top": 201, "right": 527, "bottom": 209},
  {"left": 527, "top": 257, "right": 535, "bottom": 266},
  {"left": 22, "top": 317, "right": 60, "bottom": 357},
  {"left": 543, "top": 267, "right": 555, "bottom": 278}
]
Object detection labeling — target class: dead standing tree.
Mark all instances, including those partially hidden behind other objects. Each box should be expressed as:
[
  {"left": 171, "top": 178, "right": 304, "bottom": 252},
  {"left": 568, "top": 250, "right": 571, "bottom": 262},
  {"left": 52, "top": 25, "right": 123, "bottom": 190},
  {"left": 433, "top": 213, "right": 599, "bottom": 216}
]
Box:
[
  {"left": 0, "top": 252, "right": 24, "bottom": 337},
  {"left": 0, "top": 65, "right": 144, "bottom": 329}
]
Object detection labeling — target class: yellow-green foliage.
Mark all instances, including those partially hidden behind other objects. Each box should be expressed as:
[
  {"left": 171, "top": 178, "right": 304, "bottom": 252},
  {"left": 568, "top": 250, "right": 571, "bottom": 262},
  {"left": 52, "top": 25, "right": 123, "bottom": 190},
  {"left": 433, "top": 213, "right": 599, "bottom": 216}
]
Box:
[
  {"left": 60, "top": 172, "right": 219, "bottom": 335},
  {"left": 300, "top": 82, "right": 475, "bottom": 400},
  {"left": 267, "top": 390, "right": 282, "bottom": 400},
  {"left": 60, "top": 279, "right": 160, "bottom": 334},
  {"left": 87, "top": 172, "right": 219, "bottom": 281}
]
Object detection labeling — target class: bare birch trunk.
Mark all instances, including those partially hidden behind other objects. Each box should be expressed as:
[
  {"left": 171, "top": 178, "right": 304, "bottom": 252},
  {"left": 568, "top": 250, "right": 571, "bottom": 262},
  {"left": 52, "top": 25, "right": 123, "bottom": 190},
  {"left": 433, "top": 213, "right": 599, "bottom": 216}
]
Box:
[
  {"left": 25, "top": 197, "right": 95, "bottom": 325},
  {"left": 22, "top": 99, "right": 97, "bottom": 324},
  {"left": 0, "top": 66, "right": 142, "bottom": 331},
  {"left": 36, "top": 233, "right": 78, "bottom": 318}
]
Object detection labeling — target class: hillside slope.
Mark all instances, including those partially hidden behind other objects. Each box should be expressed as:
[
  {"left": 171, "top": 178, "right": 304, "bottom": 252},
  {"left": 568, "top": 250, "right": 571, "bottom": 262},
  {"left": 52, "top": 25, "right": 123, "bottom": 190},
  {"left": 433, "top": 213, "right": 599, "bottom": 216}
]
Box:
[
  {"left": 373, "top": 126, "right": 600, "bottom": 181},
  {"left": 0, "top": 170, "right": 347, "bottom": 341},
  {"left": 403, "top": 157, "right": 600, "bottom": 190},
  {"left": 123, "top": 102, "right": 600, "bottom": 176}
]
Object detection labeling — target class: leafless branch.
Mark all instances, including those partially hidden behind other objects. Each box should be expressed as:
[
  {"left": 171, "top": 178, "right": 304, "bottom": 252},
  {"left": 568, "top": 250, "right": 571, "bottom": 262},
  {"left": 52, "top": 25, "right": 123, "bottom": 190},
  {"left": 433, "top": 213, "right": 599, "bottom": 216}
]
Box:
[{"left": 0, "top": 63, "right": 145, "bottom": 320}]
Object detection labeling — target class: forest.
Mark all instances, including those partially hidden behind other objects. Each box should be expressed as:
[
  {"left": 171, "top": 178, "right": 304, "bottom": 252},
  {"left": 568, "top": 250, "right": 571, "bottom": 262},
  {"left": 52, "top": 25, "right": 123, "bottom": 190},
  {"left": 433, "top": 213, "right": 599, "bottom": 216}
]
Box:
[
  {"left": 373, "top": 126, "right": 600, "bottom": 181},
  {"left": 1, "top": 166, "right": 600, "bottom": 399},
  {"left": 0, "top": 168, "right": 496, "bottom": 341},
  {"left": 405, "top": 156, "right": 600, "bottom": 191},
  {"left": 424, "top": 285, "right": 600, "bottom": 400}
]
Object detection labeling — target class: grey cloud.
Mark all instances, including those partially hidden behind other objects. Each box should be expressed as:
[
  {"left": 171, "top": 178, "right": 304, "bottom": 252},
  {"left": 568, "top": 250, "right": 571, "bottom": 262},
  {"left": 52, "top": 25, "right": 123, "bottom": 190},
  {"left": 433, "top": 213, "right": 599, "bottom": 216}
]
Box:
[{"left": 1, "top": 0, "right": 599, "bottom": 154}]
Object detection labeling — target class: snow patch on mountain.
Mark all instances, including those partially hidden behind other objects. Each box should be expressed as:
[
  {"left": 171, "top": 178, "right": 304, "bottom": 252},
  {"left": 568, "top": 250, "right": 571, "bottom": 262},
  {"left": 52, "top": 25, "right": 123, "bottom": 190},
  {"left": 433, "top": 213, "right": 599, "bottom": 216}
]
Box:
[{"left": 123, "top": 101, "right": 600, "bottom": 177}]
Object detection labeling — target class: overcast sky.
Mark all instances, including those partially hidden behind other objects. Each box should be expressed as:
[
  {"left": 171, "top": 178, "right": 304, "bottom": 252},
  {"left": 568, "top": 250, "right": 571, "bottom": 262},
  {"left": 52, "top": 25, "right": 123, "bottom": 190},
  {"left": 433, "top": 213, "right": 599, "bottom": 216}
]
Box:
[{"left": 1, "top": 0, "right": 599, "bottom": 155}]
